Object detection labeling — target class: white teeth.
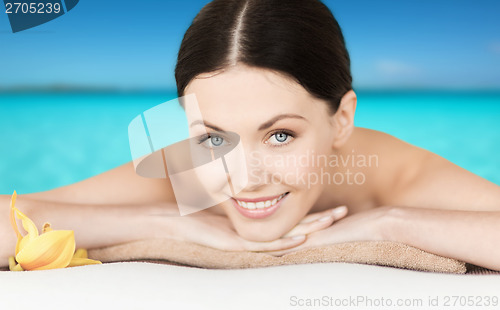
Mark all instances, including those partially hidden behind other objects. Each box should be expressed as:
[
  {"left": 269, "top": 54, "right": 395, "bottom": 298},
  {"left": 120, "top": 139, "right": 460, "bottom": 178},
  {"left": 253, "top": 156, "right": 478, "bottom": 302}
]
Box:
[{"left": 235, "top": 193, "right": 288, "bottom": 210}]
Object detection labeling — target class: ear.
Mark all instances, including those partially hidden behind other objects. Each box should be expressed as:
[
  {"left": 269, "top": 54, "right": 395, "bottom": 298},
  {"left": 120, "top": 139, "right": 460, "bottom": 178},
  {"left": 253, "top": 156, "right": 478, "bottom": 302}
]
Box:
[{"left": 330, "top": 90, "right": 357, "bottom": 148}]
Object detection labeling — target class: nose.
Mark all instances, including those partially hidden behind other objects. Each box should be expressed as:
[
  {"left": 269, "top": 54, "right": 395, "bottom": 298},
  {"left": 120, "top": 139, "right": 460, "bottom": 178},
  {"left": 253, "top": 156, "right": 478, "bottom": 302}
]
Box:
[
  {"left": 224, "top": 138, "right": 274, "bottom": 195},
  {"left": 239, "top": 147, "right": 270, "bottom": 192}
]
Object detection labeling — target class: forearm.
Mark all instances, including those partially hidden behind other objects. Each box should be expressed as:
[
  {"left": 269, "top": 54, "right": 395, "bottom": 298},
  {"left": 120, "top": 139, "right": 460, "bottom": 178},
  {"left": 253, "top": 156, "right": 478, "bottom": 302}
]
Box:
[
  {"left": 1, "top": 194, "right": 181, "bottom": 266},
  {"left": 384, "top": 206, "right": 500, "bottom": 271}
]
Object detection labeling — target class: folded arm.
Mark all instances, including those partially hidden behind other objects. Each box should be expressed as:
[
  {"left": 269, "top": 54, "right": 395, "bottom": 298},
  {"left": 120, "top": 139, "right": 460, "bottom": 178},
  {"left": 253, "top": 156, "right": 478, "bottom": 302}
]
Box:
[
  {"left": 21, "top": 160, "right": 176, "bottom": 205},
  {"left": 383, "top": 206, "right": 500, "bottom": 271},
  {"left": 1, "top": 160, "right": 187, "bottom": 266},
  {"left": 265, "top": 146, "right": 500, "bottom": 269},
  {"left": 0, "top": 195, "right": 183, "bottom": 266},
  {"left": 380, "top": 149, "right": 500, "bottom": 270},
  {"left": 1, "top": 161, "right": 308, "bottom": 267}
]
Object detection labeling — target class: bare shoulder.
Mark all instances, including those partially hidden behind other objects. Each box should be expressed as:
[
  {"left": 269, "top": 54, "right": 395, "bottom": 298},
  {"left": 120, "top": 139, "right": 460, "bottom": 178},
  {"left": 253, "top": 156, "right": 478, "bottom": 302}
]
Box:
[
  {"left": 345, "top": 127, "right": 429, "bottom": 205},
  {"left": 349, "top": 127, "right": 430, "bottom": 182},
  {"left": 350, "top": 128, "right": 500, "bottom": 211},
  {"left": 351, "top": 127, "right": 426, "bottom": 157}
]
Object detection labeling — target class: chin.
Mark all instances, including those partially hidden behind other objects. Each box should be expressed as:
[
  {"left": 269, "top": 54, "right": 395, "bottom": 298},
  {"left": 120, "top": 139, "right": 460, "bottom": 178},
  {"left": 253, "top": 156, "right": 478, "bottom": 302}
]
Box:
[
  {"left": 234, "top": 223, "right": 289, "bottom": 242},
  {"left": 229, "top": 211, "right": 300, "bottom": 242}
]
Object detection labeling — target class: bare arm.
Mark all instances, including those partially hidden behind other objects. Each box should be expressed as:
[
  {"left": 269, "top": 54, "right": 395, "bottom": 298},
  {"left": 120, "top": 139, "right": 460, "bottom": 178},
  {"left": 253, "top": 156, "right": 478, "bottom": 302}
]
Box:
[
  {"left": 1, "top": 160, "right": 308, "bottom": 267},
  {"left": 1, "top": 160, "right": 180, "bottom": 266},
  {"left": 383, "top": 206, "right": 500, "bottom": 271},
  {"left": 21, "top": 160, "right": 176, "bottom": 205},
  {"left": 0, "top": 195, "right": 181, "bottom": 267},
  {"left": 381, "top": 149, "right": 500, "bottom": 270}
]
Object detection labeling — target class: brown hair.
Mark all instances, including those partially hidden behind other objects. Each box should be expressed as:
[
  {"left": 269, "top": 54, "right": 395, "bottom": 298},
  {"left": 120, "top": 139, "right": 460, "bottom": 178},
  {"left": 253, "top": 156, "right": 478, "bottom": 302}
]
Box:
[{"left": 175, "top": 0, "right": 352, "bottom": 113}]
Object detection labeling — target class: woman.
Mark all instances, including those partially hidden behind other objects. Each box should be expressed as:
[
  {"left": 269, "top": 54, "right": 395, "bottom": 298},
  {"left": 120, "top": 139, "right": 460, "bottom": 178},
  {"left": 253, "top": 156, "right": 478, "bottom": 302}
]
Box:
[{"left": 2, "top": 0, "right": 499, "bottom": 270}]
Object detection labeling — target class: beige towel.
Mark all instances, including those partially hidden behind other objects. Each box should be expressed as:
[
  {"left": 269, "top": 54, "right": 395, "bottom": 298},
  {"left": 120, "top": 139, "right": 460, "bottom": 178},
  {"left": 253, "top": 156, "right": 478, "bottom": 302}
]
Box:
[{"left": 88, "top": 239, "right": 467, "bottom": 274}]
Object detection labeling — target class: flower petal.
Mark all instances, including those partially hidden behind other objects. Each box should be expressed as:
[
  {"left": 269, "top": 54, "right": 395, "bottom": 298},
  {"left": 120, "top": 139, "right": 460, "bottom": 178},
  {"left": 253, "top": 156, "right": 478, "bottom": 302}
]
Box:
[
  {"left": 68, "top": 257, "right": 102, "bottom": 267},
  {"left": 16, "top": 230, "right": 75, "bottom": 270},
  {"left": 10, "top": 193, "right": 39, "bottom": 255},
  {"left": 73, "top": 248, "right": 88, "bottom": 259},
  {"left": 8, "top": 256, "right": 23, "bottom": 271},
  {"left": 69, "top": 248, "right": 102, "bottom": 266},
  {"left": 9, "top": 191, "right": 24, "bottom": 255},
  {"left": 9, "top": 191, "right": 21, "bottom": 240},
  {"left": 16, "top": 234, "right": 33, "bottom": 257},
  {"left": 42, "top": 222, "right": 52, "bottom": 233},
  {"left": 14, "top": 207, "right": 39, "bottom": 239}
]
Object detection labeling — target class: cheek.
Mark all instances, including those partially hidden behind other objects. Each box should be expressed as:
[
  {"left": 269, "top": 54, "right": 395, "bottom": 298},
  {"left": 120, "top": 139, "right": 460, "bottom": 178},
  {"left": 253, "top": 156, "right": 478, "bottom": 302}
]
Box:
[{"left": 264, "top": 138, "right": 332, "bottom": 189}]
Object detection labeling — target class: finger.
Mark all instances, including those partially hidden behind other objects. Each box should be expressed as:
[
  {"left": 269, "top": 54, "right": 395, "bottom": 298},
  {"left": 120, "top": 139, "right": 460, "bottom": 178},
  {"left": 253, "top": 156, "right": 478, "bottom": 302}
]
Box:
[
  {"left": 282, "top": 206, "right": 348, "bottom": 237},
  {"left": 299, "top": 205, "right": 348, "bottom": 224},
  {"left": 241, "top": 234, "right": 306, "bottom": 252},
  {"left": 282, "top": 214, "right": 336, "bottom": 238}
]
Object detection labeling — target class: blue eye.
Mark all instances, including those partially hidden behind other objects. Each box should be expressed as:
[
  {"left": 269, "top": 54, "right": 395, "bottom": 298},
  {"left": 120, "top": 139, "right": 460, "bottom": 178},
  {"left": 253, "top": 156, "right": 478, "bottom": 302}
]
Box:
[
  {"left": 210, "top": 136, "right": 223, "bottom": 146},
  {"left": 198, "top": 134, "right": 228, "bottom": 148},
  {"left": 266, "top": 131, "right": 294, "bottom": 146},
  {"left": 275, "top": 132, "right": 288, "bottom": 142}
]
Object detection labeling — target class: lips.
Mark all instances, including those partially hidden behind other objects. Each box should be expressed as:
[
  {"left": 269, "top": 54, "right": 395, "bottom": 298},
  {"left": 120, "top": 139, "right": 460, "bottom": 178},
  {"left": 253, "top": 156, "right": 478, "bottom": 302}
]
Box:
[{"left": 232, "top": 192, "right": 289, "bottom": 219}]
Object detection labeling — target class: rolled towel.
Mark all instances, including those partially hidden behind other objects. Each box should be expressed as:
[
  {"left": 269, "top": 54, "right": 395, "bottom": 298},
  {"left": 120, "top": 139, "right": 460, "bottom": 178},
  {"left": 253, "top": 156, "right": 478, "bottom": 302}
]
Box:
[{"left": 88, "top": 239, "right": 467, "bottom": 274}]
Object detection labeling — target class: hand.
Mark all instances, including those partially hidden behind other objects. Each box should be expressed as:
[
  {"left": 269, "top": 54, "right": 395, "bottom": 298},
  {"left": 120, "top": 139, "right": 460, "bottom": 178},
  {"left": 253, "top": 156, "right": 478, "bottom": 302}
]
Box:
[
  {"left": 152, "top": 203, "right": 351, "bottom": 254},
  {"left": 162, "top": 209, "right": 308, "bottom": 252},
  {"left": 262, "top": 205, "right": 391, "bottom": 256},
  {"left": 281, "top": 205, "right": 349, "bottom": 238},
  {"left": 180, "top": 205, "right": 352, "bottom": 253}
]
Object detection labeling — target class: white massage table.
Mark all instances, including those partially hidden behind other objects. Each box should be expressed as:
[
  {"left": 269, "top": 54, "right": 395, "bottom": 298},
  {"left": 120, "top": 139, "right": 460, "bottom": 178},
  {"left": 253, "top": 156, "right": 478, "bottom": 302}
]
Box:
[{"left": 1, "top": 262, "right": 499, "bottom": 310}]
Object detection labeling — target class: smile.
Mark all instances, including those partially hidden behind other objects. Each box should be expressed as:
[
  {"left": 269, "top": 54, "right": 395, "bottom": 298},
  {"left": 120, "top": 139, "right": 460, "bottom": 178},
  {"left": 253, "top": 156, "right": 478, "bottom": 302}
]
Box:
[{"left": 231, "top": 192, "right": 290, "bottom": 219}]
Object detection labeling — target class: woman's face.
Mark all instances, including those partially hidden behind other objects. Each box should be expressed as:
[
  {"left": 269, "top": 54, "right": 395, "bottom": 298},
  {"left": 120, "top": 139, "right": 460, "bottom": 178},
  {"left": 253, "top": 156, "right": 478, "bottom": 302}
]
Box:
[{"left": 184, "top": 64, "right": 337, "bottom": 241}]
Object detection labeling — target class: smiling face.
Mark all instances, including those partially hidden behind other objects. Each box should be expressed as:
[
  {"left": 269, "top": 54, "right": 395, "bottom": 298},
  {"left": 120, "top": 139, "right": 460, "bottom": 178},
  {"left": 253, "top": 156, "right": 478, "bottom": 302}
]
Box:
[{"left": 184, "top": 64, "right": 339, "bottom": 241}]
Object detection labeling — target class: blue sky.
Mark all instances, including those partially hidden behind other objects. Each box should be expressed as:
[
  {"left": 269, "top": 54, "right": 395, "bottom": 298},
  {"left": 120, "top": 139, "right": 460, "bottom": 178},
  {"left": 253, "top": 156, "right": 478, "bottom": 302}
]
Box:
[{"left": 0, "top": 0, "right": 499, "bottom": 90}]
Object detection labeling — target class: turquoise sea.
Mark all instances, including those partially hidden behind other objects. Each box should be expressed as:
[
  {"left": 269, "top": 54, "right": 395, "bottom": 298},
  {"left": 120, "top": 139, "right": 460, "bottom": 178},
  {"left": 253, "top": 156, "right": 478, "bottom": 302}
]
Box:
[{"left": 0, "top": 91, "right": 499, "bottom": 194}]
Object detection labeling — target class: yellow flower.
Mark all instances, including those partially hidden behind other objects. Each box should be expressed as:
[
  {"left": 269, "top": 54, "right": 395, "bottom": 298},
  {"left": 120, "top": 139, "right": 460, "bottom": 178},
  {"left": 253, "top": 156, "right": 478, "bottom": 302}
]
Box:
[{"left": 8, "top": 190, "right": 102, "bottom": 271}]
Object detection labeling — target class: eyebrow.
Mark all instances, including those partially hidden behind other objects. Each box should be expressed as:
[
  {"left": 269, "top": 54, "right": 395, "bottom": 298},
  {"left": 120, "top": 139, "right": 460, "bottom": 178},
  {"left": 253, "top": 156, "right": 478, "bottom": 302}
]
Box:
[
  {"left": 257, "top": 114, "right": 308, "bottom": 130},
  {"left": 189, "top": 113, "right": 308, "bottom": 132},
  {"left": 190, "top": 119, "right": 225, "bottom": 132}
]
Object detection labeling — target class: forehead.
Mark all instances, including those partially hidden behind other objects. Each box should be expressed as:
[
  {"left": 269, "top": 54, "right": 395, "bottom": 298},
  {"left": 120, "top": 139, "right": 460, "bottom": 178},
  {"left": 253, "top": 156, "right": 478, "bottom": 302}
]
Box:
[{"left": 184, "top": 65, "right": 324, "bottom": 118}]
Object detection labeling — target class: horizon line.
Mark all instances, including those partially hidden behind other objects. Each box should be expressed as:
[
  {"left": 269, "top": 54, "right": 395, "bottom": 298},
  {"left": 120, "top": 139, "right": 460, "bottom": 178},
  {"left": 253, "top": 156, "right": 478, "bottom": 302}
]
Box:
[{"left": 1, "top": 85, "right": 500, "bottom": 94}]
